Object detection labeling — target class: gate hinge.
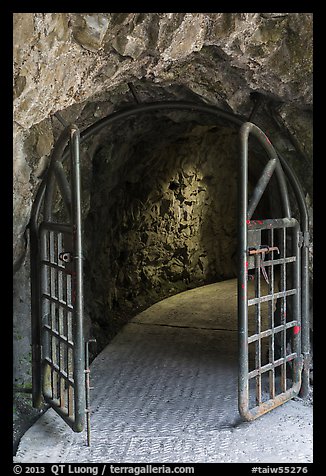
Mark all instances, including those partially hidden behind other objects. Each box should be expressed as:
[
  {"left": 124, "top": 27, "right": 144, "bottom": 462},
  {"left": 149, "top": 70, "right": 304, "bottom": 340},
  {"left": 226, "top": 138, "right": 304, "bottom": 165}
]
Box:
[{"left": 298, "top": 231, "right": 310, "bottom": 248}]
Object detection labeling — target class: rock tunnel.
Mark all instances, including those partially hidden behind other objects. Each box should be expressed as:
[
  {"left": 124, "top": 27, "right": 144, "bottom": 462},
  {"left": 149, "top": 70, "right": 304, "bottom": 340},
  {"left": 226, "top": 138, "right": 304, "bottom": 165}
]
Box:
[
  {"left": 77, "top": 99, "right": 279, "bottom": 352},
  {"left": 13, "top": 13, "right": 313, "bottom": 457}
]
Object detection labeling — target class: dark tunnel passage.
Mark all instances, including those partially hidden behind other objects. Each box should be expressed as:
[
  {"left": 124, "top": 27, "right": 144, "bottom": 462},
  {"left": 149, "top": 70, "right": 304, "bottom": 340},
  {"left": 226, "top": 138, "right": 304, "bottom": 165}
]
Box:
[{"left": 59, "top": 108, "right": 282, "bottom": 353}]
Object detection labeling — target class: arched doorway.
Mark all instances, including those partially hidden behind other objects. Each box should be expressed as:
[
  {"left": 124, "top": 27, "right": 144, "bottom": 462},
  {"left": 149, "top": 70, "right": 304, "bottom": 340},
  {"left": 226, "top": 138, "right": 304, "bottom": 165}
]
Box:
[{"left": 29, "top": 100, "right": 310, "bottom": 440}]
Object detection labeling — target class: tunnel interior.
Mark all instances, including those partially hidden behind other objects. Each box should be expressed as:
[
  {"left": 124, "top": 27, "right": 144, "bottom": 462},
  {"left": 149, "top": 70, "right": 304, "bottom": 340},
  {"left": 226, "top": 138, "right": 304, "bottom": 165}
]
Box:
[
  {"left": 14, "top": 85, "right": 311, "bottom": 459},
  {"left": 49, "top": 95, "right": 284, "bottom": 354}
]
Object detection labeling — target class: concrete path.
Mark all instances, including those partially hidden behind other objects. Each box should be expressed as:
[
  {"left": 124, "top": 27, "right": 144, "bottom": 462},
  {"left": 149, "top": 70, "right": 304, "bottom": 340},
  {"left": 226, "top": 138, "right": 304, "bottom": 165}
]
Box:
[{"left": 14, "top": 279, "right": 313, "bottom": 463}]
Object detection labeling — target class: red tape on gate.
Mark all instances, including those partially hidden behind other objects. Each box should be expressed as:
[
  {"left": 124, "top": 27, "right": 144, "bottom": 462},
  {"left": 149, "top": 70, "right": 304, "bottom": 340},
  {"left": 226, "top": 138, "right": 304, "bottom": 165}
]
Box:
[{"left": 293, "top": 325, "right": 301, "bottom": 335}]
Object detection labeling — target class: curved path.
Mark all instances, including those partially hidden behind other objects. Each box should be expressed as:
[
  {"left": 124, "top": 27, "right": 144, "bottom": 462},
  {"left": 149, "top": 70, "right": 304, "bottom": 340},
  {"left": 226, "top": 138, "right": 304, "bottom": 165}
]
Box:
[{"left": 14, "top": 279, "right": 313, "bottom": 463}]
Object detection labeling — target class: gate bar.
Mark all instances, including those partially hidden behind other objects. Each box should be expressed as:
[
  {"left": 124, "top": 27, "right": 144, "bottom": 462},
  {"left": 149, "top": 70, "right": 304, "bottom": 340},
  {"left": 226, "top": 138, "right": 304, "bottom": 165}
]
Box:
[
  {"left": 247, "top": 158, "right": 278, "bottom": 220},
  {"left": 70, "top": 125, "right": 86, "bottom": 432},
  {"left": 44, "top": 126, "right": 73, "bottom": 222}
]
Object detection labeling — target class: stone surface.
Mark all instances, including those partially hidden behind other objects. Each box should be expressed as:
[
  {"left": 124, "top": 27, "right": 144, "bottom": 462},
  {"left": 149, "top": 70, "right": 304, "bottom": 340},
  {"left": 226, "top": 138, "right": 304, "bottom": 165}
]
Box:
[{"left": 14, "top": 13, "right": 312, "bottom": 130}]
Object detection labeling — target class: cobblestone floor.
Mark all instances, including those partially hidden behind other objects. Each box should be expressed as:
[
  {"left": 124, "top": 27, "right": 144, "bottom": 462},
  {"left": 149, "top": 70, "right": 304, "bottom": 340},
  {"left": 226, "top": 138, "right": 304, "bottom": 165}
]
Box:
[{"left": 14, "top": 280, "right": 313, "bottom": 463}]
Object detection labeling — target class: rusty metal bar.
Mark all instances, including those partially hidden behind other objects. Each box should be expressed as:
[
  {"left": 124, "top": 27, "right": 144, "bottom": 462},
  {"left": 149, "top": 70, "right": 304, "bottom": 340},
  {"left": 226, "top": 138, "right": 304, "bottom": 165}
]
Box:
[
  {"left": 280, "top": 228, "right": 287, "bottom": 392},
  {"left": 248, "top": 288, "right": 296, "bottom": 306},
  {"left": 258, "top": 256, "right": 296, "bottom": 267},
  {"left": 248, "top": 321, "right": 298, "bottom": 344},
  {"left": 247, "top": 218, "right": 298, "bottom": 230},
  {"left": 255, "top": 254, "right": 262, "bottom": 404},
  {"left": 293, "top": 222, "right": 302, "bottom": 385},
  {"left": 85, "top": 339, "right": 96, "bottom": 446},
  {"left": 249, "top": 246, "right": 279, "bottom": 255},
  {"left": 248, "top": 353, "right": 297, "bottom": 379},
  {"left": 268, "top": 231, "right": 275, "bottom": 399}
]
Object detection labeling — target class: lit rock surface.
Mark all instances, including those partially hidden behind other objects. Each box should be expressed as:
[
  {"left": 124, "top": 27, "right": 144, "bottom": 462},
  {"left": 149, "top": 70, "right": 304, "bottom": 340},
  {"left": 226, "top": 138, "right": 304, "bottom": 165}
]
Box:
[{"left": 14, "top": 13, "right": 312, "bottom": 129}]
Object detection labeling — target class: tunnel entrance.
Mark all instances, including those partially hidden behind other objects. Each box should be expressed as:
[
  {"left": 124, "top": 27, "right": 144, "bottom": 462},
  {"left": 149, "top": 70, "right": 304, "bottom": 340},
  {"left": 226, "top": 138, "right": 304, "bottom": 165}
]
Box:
[{"left": 29, "top": 100, "right": 310, "bottom": 441}]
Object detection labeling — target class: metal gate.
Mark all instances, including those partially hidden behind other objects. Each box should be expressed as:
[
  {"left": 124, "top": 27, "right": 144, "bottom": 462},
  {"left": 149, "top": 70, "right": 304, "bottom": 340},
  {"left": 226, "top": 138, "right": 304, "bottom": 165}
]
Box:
[
  {"left": 238, "top": 122, "right": 304, "bottom": 420},
  {"left": 30, "top": 121, "right": 90, "bottom": 437},
  {"left": 29, "top": 102, "right": 310, "bottom": 437}
]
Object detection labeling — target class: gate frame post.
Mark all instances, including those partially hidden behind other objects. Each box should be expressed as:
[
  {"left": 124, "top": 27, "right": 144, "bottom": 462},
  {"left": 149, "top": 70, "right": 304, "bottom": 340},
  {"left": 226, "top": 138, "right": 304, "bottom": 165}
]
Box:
[{"left": 70, "top": 125, "right": 86, "bottom": 432}]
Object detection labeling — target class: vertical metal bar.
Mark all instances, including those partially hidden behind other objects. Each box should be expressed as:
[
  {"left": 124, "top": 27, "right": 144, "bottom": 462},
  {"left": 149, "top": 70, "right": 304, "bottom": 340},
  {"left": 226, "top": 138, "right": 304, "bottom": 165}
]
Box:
[
  {"left": 40, "top": 228, "right": 50, "bottom": 398},
  {"left": 85, "top": 341, "right": 91, "bottom": 446},
  {"left": 84, "top": 340, "right": 96, "bottom": 446},
  {"left": 281, "top": 228, "right": 287, "bottom": 392},
  {"left": 293, "top": 225, "right": 302, "bottom": 384},
  {"left": 66, "top": 313, "right": 72, "bottom": 416},
  {"left": 300, "top": 242, "right": 310, "bottom": 396},
  {"left": 59, "top": 307, "right": 65, "bottom": 409},
  {"left": 30, "top": 180, "right": 48, "bottom": 409},
  {"left": 50, "top": 230, "right": 57, "bottom": 400},
  {"left": 50, "top": 302, "right": 55, "bottom": 399},
  {"left": 238, "top": 123, "right": 249, "bottom": 419},
  {"left": 67, "top": 274, "right": 72, "bottom": 307},
  {"left": 57, "top": 232, "right": 65, "bottom": 408},
  {"left": 255, "top": 254, "right": 262, "bottom": 404},
  {"left": 268, "top": 228, "right": 275, "bottom": 399},
  {"left": 68, "top": 381, "right": 74, "bottom": 417},
  {"left": 70, "top": 125, "right": 85, "bottom": 433}
]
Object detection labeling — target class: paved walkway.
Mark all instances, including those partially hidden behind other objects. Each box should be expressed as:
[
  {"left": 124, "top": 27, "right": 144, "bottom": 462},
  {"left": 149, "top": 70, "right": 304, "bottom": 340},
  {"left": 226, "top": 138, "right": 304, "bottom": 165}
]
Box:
[{"left": 14, "top": 279, "right": 313, "bottom": 463}]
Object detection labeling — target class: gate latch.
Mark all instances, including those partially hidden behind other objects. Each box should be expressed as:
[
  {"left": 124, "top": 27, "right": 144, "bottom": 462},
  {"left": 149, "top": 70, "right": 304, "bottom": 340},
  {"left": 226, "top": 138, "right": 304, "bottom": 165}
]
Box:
[
  {"left": 248, "top": 245, "right": 280, "bottom": 285},
  {"left": 59, "top": 251, "right": 73, "bottom": 263}
]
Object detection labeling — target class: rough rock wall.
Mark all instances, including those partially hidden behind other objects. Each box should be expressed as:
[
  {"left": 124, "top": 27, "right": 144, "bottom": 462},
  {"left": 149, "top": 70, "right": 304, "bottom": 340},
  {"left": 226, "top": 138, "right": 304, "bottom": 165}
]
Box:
[
  {"left": 13, "top": 12, "right": 313, "bottom": 273},
  {"left": 14, "top": 13, "right": 312, "bottom": 129},
  {"left": 84, "top": 123, "right": 245, "bottom": 346}
]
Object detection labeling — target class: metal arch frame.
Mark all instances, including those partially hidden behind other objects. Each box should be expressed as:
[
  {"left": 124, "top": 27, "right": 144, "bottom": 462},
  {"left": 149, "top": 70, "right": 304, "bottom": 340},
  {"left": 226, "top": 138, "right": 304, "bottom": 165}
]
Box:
[{"left": 29, "top": 100, "right": 310, "bottom": 424}]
